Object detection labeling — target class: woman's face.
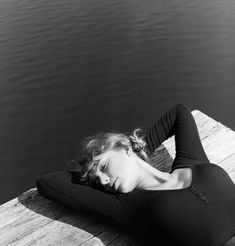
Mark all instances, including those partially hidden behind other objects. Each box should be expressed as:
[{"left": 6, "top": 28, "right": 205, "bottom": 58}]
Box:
[{"left": 88, "top": 149, "right": 140, "bottom": 193}]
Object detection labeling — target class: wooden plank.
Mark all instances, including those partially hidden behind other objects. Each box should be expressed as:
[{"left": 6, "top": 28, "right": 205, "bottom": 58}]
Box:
[
  {"left": 0, "top": 190, "right": 126, "bottom": 246},
  {"left": 0, "top": 109, "right": 235, "bottom": 246},
  {"left": 0, "top": 189, "right": 136, "bottom": 246}
]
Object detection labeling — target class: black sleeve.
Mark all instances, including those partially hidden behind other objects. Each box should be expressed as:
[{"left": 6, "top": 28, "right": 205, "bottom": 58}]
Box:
[
  {"left": 36, "top": 171, "right": 149, "bottom": 224},
  {"left": 145, "top": 103, "right": 209, "bottom": 163}
]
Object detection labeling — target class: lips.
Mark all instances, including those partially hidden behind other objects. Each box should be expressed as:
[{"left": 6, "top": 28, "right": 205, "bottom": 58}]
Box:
[{"left": 112, "top": 178, "right": 118, "bottom": 190}]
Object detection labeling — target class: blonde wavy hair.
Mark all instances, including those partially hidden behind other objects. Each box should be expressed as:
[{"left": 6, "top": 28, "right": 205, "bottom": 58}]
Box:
[{"left": 68, "top": 128, "right": 150, "bottom": 186}]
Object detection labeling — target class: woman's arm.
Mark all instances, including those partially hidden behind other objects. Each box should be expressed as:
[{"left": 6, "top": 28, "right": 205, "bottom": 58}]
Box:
[
  {"left": 145, "top": 103, "right": 209, "bottom": 163},
  {"left": 36, "top": 171, "right": 148, "bottom": 224}
]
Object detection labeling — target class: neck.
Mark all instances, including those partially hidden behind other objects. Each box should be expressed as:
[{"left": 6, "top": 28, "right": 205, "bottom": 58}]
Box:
[{"left": 133, "top": 154, "right": 172, "bottom": 190}]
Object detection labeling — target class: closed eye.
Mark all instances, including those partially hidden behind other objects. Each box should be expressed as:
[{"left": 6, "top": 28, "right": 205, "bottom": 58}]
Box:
[{"left": 101, "top": 163, "right": 107, "bottom": 171}]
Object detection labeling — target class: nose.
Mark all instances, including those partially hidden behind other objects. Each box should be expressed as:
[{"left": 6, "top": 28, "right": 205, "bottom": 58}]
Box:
[{"left": 97, "top": 173, "right": 110, "bottom": 185}]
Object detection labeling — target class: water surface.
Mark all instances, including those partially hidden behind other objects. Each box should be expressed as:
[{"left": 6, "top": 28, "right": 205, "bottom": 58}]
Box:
[{"left": 0, "top": 0, "right": 235, "bottom": 204}]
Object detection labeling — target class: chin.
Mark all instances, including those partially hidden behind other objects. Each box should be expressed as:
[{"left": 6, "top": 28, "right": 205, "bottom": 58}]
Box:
[{"left": 119, "top": 183, "right": 134, "bottom": 193}]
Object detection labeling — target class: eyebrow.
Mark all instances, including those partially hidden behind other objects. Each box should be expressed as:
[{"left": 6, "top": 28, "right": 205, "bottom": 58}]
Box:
[
  {"left": 91, "top": 159, "right": 101, "bottom": 173},
  {"left": 93, "top": 159, "right": 100, "bottom": 167},
  {"left": 88, "top": 161, "right": 101, "bottom": 184}
]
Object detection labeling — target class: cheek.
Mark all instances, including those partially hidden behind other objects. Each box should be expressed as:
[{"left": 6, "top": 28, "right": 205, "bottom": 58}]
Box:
[{"left": 108, "top": 160, "right": 128, "bottom": 177}]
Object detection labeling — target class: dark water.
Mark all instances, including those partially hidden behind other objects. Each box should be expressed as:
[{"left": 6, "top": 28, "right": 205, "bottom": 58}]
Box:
[{"left": 0, "top": 0, "right": 235, "bottom": 204}]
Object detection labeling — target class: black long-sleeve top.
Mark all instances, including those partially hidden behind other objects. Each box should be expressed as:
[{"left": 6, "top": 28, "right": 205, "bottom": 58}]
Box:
[{"left": 37, "top": 104, "right": 235, "bottom": 246}]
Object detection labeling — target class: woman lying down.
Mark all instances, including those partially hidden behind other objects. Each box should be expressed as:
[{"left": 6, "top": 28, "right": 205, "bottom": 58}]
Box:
[{"left": 37, "top": 103, "right": 235, "bottom": 246}]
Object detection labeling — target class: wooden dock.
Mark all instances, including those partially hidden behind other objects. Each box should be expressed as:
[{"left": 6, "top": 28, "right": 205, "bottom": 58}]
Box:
[{"left": 1, "top": 110, "right": 235, "bottom": 246}]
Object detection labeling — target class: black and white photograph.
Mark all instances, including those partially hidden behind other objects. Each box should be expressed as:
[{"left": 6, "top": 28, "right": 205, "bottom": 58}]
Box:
[{"left": 0, "top": 0, "right": 235, "bottom": 245}]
